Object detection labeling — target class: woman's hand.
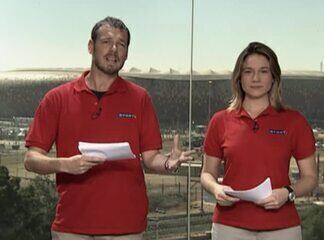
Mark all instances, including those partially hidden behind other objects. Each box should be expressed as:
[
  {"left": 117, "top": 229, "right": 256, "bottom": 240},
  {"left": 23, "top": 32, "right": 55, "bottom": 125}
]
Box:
[
  {"left": 213, "top": 184, "right": 240, "bottom": 206},
  {"left": 255, "top": 188, "right": 288, "bottom": 210}
]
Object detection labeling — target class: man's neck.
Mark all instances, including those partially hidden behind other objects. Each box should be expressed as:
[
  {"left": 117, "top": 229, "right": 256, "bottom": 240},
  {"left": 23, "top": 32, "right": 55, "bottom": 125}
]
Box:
[{"left": 85, "top": 69, "right": 118, "bottom": 92}]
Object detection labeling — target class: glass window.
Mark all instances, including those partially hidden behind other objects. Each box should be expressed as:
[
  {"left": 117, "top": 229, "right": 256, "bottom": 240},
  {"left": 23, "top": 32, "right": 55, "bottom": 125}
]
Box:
[{"left": 0, "top": 0, "right": 323, "bottom": 239}]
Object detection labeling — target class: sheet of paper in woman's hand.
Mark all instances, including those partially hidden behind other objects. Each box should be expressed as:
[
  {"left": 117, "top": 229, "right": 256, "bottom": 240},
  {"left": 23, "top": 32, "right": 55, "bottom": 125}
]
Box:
[
  {"left": 78, "top": 142, "right": 136, "bottom": 161},
  {"left": 224, "top": 177, "right": 272, "bottom": 202}
]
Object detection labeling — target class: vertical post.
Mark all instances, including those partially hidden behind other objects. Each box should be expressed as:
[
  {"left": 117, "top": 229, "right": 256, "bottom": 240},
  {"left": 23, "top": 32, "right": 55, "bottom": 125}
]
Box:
[
  {"left": 317, "top": 153, "right": 320, "bottom": 200},
  {"left": 208, "top": 81, "right": 212, "bottom": 120},
  {"left": 162, "top": 178, "right": 164, "bottom": 196},
  {"left": 156, "top": 217, "right": 159, "bottom": 240},
  {"left": 16, "top": 150, "right": 19, "bottom": 177},
  {"left": 179, "top": 182, "right": 181, "bottom": 194},
  {"left": 201, "top": 152, "right": 204, "bottom": 212},
  {"left": 187, "top": 0, "right": 195, "bottom": 239}
]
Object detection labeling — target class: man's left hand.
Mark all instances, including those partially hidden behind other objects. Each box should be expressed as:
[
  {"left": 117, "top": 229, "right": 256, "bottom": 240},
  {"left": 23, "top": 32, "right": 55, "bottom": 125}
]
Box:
[{"left": 166, "top": 134, "right": 195, "bottom": 171}]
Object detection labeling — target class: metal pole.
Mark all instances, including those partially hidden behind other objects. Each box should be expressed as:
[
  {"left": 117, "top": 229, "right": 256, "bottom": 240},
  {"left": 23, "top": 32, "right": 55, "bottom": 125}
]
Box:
[
  {"left": 208, "top": 81, "right": 212, "bottom": 120},
  {"left": 200, "top": 152, "right": 204, "bottom": 213},
  {"left": 187, "top": 0, "right": 194, "bottom": 239},
  {"left": 317, "top": 153, "right": 320, "bottom": 200}
]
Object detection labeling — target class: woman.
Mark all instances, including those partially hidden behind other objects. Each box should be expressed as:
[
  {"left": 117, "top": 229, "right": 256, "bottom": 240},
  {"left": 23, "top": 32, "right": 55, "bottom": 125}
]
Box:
[{"left": 201, "top": 42, "right": 317, "bottom": 240}]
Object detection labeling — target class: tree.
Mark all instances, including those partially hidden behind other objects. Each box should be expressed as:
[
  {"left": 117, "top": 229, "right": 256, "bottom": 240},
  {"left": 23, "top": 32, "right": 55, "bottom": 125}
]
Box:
[
  {"left": 0, "top": 166, "right": 57, "bottom": 240},
  {"left": 301, "top": 205, "right": 324, "bottom": 240}
]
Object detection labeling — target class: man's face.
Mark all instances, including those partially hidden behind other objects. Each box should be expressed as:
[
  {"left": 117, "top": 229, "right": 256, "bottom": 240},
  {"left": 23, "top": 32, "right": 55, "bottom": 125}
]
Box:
[{"left": 89, "top": 24, "right": 128, "bottom": 76}]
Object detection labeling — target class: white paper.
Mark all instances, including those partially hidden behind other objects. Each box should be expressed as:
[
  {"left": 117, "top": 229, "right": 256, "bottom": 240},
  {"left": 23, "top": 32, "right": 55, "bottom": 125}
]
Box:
[
  {"left": 224, "top": 177, "right": 272, "bottom": 202},
  {"left": 78, "top": 142, "right": 136, "bottom": 161}
]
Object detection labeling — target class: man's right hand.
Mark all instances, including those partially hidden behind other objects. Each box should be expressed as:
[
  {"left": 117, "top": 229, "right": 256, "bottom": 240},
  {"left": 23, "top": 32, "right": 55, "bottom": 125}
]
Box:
[
  {"left": 25, "top": 147, "right": 105, "bottom": 175},
  {"left": 61, "top": 155, "right": 105, "bottom": 175}
]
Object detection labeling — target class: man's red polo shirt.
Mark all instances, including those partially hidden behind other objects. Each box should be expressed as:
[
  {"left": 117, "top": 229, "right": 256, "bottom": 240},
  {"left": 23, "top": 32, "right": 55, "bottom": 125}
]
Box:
[
  {"left": 26, "top": 71, "right": 162, "bottom": 234},
  {"left": 204, "top": 105, "right": 315, "bottom": 230}
]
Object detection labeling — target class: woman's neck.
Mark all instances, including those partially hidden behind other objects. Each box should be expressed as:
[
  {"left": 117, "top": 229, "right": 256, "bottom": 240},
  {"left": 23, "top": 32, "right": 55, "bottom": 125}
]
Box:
[{"left": 243, "top": 98, "right": 270, "bottom": 119}]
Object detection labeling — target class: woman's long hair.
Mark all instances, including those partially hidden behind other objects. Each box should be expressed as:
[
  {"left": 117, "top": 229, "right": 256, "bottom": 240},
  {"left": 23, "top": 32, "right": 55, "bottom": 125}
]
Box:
[{"left": 228, "top": 42, "right": 284, "bottom": 111}]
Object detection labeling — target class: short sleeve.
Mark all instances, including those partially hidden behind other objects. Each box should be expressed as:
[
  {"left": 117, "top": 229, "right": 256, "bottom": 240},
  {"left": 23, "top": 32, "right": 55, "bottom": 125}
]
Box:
[
  {"left": 139, "top": 92, "right": 162, "bottom": 153},
  {"left": 291, "top": 112, "right": 315, "bottom": 160},
  {"left": 203, "top": 112, "right": 224, "bottom": 158},
  {"left": 25, "top": 91, "right": 60, "bottom": 152}
]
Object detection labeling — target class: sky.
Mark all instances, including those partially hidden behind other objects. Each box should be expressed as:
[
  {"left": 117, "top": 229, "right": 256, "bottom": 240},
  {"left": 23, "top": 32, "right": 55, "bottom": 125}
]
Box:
[{"left": 1, "top": 0, "right": 324, "bottom": 72}]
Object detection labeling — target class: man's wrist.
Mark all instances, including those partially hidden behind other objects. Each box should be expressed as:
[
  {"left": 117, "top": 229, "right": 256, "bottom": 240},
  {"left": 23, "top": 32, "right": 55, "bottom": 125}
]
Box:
[
  {"left": 164, "top": 156, "right": 171, "bottom": 172},
  {"left": 164, "top": 156, "right": 179, "bottom": 173}
]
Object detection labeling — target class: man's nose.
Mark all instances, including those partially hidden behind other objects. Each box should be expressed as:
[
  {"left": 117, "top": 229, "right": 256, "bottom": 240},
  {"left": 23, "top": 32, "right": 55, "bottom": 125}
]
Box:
[{"left": 110, "top": 43, "right": 117, "bottom": 51}]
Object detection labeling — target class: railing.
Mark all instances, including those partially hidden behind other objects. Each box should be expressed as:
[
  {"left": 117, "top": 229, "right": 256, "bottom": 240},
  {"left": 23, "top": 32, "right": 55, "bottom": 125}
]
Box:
[{"left": 145, "top": 212, "right": 213, "bottom": 240}]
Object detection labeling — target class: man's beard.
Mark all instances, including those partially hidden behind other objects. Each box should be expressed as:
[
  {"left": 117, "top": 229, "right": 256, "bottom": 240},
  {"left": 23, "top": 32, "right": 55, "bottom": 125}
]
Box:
[{"left": 93, "top": 51, "right": 125, "bottom": 75}]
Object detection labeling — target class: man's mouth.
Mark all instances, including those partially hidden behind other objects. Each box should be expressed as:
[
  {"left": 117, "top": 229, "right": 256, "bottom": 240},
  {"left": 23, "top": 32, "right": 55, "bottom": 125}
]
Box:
[{"left": 105, "top": 56, "right": 118, "bottom": 63}]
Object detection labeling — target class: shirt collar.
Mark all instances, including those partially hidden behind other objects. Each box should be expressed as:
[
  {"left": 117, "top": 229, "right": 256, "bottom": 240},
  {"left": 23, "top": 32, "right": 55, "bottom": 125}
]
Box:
[
  {"left": 232, "top": 104, "right": 279, "bottom": 119},
  {"left": 74, "top": 70, "right": 127, "bottom": 94}
]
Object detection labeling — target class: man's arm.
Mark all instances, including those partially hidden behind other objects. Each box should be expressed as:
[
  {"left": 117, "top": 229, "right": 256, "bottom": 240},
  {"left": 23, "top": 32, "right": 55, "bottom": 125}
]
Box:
[
  {"left": 24, "top": 146, "right": 105, "bottom": 175},
  {"left": 141, "top": 135, "right": 194, "bottom": 173}
]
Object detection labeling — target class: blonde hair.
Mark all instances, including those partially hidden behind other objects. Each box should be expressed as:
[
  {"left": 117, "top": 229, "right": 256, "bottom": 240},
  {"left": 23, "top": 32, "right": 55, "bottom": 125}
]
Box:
[{"left": 228, "top": 42, "right": 284, "bottom": 111}]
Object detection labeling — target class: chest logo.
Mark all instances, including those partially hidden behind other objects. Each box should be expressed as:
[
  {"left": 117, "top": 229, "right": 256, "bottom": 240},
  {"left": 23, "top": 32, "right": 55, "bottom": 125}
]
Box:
[
  {"left": 268, "top": 129, "right": 287, "bottom": 135},
  {"left": 117, "top": 113, "right": 137, "bottom": 119}
]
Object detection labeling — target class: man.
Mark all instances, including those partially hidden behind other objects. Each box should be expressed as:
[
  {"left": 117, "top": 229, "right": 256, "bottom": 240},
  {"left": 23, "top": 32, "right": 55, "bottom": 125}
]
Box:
[{"left": 24, "top": 16, "right": 193, "bottom": 240}]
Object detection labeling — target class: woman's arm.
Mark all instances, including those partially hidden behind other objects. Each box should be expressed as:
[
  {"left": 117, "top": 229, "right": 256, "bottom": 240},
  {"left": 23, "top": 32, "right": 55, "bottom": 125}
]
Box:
[
  {"left": 200, "top": 154, "right": 239, "bottom": 206},
  {"left": 256, "top": 154, "right": 317, "bottom": 210}
]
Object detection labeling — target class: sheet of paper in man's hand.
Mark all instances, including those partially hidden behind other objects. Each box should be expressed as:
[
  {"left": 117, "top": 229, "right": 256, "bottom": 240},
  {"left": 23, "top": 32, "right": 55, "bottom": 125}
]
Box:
[
  {"left": 78, "top": 142, "right": 136, "bottom": 161},
  {"left": 224, "top": 177, "right": 272, "bottom": 202}
]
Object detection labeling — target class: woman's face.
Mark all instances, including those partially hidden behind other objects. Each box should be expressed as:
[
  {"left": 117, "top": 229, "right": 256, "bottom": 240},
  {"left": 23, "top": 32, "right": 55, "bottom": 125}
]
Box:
[{"left": 240, "top": 53, "right": 273, "bottom": 101}]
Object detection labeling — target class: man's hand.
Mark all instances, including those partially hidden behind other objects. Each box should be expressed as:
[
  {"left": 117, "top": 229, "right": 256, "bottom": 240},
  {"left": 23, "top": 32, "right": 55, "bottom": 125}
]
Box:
[
  {"left": 255, "top": 188, "right": 288, "bottom": 210},
  {"left": 166, "top": 134, "right": 195, "bottom": 171},
  {"left": 61, "top": 155, "right": 105, "bottom": 175}
]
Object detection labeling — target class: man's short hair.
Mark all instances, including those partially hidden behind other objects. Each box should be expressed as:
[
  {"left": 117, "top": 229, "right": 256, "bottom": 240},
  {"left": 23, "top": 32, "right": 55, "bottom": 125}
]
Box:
[{"left": 91, "top": 16, "right": 130, "bottom": 46}]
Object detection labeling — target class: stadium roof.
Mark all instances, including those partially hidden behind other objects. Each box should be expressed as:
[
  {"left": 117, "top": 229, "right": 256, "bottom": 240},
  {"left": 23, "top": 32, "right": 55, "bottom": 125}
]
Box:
[{"left": 0, "top": 68, "right": 324, "bottom": 82}]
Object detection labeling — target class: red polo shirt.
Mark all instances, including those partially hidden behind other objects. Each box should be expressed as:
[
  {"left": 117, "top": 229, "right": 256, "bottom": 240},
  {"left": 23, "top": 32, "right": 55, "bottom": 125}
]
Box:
[
  {"left": 26, "top": 71, "right": 162, "bottom": 234},
  {"left": 204, "top": 105, "right": 315, "bottom": 230}
]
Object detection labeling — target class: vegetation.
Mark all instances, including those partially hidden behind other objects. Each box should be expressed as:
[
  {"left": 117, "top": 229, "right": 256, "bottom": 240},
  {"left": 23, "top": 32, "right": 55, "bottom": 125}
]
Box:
[
  {"left": 148, "top": 193, "right": 186, "bottom": 212},
  {"left": 0, "top": 166, "right": 56, "bottom": 240},
  {"left": 300, "top": 204, "right": 324, "bottom": 240},
  {"left": 1, "top": 164, "right": 324, "bottom": 239}
]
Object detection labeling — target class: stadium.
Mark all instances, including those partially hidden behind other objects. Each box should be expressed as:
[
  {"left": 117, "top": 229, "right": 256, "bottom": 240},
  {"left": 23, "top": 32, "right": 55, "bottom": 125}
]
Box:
[
  {"left": 0, "top": 69, "right": 324, "bottom": 239},
  {"left": 0, "top": 68, "right": 323, "bottom": 129}
]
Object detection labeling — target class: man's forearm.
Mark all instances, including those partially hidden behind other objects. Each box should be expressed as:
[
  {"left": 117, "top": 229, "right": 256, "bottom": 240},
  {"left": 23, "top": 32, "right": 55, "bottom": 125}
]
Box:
[
  {"left": 24, "top": 150, "right": 63, "bottom": 175},
  {"left": 143, "top": 151, "right": 169, "bottom": 173}
]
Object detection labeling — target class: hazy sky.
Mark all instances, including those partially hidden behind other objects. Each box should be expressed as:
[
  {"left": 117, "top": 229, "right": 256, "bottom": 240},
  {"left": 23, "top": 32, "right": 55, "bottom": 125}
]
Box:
[{"left": 1, "top": 0, "right": 324, "bottom": 72}]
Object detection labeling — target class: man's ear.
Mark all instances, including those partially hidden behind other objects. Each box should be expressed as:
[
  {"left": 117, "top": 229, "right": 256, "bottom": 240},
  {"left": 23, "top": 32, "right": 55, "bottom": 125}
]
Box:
[
  {"left": 125, "top": 48, "right": 128, "bottom": 60},
  {"left": 88, "top": 39, "right": 94, "bottom": 55}
]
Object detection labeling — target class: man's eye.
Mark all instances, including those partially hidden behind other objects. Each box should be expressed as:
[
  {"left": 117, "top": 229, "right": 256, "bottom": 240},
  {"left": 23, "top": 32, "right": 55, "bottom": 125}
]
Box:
[
  {"left": 118, "top": 42, "right": 126, "bottom": 48},
  {"left": 102, "top": 39, "right": 112, "bottom": 44}
]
